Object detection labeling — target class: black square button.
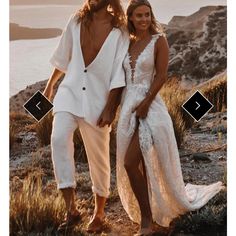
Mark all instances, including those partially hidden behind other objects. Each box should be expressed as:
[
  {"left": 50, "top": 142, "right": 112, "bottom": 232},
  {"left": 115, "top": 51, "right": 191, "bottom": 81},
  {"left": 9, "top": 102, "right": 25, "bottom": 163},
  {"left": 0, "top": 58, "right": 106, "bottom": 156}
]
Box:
[
  {"left": 182, "top": 90, "right": 213, "bottom": 122},
  {"left": 23, "top": 90, "right": 53, "bottom": 122}
]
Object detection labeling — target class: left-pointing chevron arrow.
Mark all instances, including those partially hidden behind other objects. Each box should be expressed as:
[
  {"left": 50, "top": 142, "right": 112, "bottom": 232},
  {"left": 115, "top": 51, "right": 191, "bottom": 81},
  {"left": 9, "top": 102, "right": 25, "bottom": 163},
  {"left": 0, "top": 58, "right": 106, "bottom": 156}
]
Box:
[
  {"left": 36, "top": 101, "right": 41, "bottom": 110},
  {"left": 23, "top": 90, "right": 53, "bottom": 122}
]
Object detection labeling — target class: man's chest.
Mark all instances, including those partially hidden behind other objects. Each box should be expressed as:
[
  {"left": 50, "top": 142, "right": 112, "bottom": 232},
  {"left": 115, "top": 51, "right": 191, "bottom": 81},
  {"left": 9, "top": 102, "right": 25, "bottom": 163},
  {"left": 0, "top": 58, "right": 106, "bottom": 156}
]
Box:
[{"left": 80, "top": 24, "right": 113, "bottom": 66}]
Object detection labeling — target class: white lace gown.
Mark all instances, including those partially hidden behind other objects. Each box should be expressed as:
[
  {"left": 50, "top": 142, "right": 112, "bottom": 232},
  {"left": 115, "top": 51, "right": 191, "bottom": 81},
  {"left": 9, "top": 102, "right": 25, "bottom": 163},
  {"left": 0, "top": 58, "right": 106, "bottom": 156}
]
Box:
[{"left": 116, "top": 34, "right": 224, "bottom": 227}]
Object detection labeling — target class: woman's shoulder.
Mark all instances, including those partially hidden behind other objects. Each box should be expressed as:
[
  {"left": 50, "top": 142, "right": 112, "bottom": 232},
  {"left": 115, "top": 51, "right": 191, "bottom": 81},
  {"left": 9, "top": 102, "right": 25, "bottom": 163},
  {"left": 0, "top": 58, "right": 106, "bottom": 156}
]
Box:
[{"left": 153, "top": 32, "right": 169, "bottom": 53}]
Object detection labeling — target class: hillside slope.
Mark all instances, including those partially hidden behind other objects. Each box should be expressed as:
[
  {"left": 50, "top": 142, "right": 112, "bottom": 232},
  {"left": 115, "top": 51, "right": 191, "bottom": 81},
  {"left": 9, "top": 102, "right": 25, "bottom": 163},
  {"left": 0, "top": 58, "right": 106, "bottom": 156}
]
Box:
[{"left": 166, "top": 6, "right": 226, "bottom": 81}]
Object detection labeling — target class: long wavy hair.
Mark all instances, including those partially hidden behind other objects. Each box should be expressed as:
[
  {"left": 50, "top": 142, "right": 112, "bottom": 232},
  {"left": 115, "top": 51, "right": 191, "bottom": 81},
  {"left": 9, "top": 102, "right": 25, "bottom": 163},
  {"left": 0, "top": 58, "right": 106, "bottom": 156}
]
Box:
[
  {"left": 75, "top": 0, "right": 126, "bottom": 28},
  {"left": 126, "top": 0, "right": 164, "bottom": 36}
]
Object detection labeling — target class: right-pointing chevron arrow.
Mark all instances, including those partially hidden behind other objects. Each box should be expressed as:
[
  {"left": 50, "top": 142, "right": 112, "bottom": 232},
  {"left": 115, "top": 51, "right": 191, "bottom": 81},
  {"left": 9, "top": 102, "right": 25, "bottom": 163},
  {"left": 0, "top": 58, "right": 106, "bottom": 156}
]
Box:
[{"left": 182, "top": 90, "right": 213, "bottom": 122}]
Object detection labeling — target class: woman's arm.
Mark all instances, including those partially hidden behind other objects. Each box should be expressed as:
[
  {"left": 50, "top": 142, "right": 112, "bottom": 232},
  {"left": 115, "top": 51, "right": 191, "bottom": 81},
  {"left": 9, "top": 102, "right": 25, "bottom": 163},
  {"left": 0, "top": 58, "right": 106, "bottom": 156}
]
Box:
[
  {"left": 133, "top": 35, "right": 169, "bottom": 119},
  {"left": 146, "top": 36, "right": 169, "bottom": 101},
  {"left": 43, "top": 68, "right": 64, "bottom": 101}
]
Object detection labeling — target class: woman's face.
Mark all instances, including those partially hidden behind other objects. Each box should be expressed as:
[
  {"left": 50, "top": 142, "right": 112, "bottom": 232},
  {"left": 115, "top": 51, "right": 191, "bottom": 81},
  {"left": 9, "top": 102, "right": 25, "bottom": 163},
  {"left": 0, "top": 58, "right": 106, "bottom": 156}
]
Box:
[{"left": 129, "top": 5, "right": 152, "bottom": 32}]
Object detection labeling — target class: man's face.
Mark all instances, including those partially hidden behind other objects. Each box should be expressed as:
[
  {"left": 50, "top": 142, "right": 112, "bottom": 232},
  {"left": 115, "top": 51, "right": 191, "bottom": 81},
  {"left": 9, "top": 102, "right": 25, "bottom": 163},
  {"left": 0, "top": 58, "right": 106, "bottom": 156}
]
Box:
[{"left": 88, "top": 0, "right": 110, "bottom": 12}]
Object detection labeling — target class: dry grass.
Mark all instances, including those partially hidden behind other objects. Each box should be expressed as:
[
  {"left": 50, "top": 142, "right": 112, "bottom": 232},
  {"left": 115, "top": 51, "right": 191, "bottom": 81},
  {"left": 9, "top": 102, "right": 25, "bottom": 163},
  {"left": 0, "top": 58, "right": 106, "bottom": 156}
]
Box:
[
  {"left": 197, "top": 71, "right": 227, "bottom": 112},
  {"left": 160, "top": 77, "right": 192, "bottom": 147},
  {"left": 10, "top": 123, "right": 17, "bottom": 149},
  {"left": 10, "top": 170, "right": 226, "bottom": 235},
  {"left": 10, "top": 171, "right": 65, "bottom": 234},
  {"left": 160, "top": 73, "right": 227, "bottom": 147},
  {"left": 10, "top": 112, "right": 35, "bottom": 123},
  {"left": 35, "top": 112, "right": 53, "bottom": 147},
  {"left": 10, "top": 112, "right": 35, "bottom": 132},
  {"left": 10, "top": 171, "right": 107, "bottom": 235}
]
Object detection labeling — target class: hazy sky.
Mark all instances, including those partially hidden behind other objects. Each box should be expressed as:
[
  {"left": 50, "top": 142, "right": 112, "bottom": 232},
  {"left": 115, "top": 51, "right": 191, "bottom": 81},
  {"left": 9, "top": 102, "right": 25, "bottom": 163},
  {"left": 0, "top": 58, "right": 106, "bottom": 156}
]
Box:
[
  {"left": 130, "top": 0, "right": 227, "bottom": 23},
  {"left": 10, "top": 0, "right": 227, "bottom": 25}
]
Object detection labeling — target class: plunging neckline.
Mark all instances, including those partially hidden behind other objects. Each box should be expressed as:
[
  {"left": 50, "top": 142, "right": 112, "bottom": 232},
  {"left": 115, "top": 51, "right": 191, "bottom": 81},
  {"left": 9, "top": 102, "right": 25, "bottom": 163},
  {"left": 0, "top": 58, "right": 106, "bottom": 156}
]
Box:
[
  {"left": 79, "top": 23, "right": 115, "bottom": 69},
  {"left": 128, "top": 35, "right": 154, "bottom": 82}
]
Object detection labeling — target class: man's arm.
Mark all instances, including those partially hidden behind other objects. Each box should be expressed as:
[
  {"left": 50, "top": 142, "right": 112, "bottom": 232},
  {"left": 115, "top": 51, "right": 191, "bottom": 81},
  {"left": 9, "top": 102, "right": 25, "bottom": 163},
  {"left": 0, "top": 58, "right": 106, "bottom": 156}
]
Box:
[
  {"left": 97, "top": 30, "right": 129, "bottom": 127},
  {"left": 43, "top": 68, "right": 64, "bottom": 101},
  {"left": 97, "top": 87, "right": 124, "bottom": 127},
  {"left": 43, "top": 15, "right": 74, "bottom": 101}
]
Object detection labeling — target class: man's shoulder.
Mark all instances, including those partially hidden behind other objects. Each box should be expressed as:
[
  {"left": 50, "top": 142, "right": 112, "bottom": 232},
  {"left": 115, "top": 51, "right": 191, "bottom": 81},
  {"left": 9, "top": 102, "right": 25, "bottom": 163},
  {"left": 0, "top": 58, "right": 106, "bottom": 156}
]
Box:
[
  {"left": 67, "top": 13, "right": 79, "bottom": 27},
  {"left": 114, "top": 25, "right": 128, "bottom": 34},
  {"left": 113, "top": 26, "right": 129, "bottom": 41}
]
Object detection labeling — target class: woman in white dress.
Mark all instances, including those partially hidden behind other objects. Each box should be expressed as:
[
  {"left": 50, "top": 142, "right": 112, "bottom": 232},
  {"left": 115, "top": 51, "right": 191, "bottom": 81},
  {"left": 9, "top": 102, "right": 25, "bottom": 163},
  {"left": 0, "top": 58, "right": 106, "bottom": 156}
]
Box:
[{"left": 116, "top": 0, "right": 224, "bottom": 235}]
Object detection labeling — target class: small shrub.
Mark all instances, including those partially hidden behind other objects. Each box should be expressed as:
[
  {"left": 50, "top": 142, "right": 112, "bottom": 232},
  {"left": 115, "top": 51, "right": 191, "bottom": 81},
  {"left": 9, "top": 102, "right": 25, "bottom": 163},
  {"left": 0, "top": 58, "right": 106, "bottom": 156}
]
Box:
[
  {"left": 35, "top": 112, "right": 53, "bottom": 146},
  {"left": 10, "top": 171, "right": 65, "bottom": 234},
  {"left": 10, "top": 123, "right": 17, "bottom": 149},
  {"left": 196, "top": 71, "right": 227, "bottom": 112},
  {"left": 10, "top": 112, "right": 35, "bottom": 130}
]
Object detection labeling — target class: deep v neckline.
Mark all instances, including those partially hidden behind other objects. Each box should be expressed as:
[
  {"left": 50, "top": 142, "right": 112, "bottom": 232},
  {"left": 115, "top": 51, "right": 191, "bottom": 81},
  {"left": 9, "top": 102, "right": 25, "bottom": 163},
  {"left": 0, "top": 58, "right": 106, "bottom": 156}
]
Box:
[
  {"left": 128, "top": 35, "right": 154, "bottom": 81},
  {"left": 79, "top": 23, "right": 115, "bottom": 69}
]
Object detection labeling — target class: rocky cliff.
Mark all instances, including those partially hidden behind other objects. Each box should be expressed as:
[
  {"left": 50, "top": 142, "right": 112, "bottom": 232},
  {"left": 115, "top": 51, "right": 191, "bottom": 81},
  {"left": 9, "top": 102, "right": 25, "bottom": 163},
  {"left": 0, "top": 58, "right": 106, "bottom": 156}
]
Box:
[{"left": 166, "top": 6, "right": 226, "bottom": 81}]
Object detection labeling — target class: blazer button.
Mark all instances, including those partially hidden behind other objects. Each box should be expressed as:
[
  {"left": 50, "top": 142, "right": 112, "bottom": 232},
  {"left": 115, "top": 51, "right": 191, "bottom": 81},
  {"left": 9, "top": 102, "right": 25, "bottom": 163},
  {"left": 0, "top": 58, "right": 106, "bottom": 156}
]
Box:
[
  {"left": 84, "top": 69, "right": 87, "bottom": 73},
  {"left": 82, "top": 87, "right": 86, "bottom": 90}
]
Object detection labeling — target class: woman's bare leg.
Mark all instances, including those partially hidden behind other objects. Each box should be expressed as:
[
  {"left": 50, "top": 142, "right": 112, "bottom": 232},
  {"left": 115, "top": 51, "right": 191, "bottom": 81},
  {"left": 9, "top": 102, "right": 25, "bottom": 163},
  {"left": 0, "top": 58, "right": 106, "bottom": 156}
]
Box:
[{"left": 124, "top": 127, "right": 152, "bottom": 229}]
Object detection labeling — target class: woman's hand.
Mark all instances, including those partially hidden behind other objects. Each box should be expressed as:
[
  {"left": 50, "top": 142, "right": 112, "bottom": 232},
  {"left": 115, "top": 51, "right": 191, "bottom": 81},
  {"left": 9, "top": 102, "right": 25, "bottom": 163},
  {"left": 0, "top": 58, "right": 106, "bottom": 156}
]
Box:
[{"left": 132, "top": 97, "right": 152, "bottom": 119}]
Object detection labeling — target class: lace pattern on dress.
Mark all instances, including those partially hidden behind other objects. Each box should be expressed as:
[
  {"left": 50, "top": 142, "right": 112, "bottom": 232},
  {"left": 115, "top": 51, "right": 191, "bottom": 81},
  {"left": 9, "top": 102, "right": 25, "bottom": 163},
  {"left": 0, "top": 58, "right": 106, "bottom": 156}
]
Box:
[{"left": 116, "top": 33, "right": 224, "bottom": 227}]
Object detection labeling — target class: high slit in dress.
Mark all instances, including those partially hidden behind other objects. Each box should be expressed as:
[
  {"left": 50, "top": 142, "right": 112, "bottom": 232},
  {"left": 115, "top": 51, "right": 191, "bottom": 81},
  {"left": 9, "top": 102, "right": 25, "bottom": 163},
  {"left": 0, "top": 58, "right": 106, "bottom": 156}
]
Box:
[{"left": 116, "top": 34, "right": 224, "bottom": 227}]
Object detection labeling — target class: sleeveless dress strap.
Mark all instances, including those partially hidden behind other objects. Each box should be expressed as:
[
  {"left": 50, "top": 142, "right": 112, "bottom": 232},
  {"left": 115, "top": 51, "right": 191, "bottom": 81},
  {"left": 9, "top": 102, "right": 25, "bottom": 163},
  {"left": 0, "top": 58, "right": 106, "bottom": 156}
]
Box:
[{"left": 152, "top": 32, "right": 165, "bottom": 42}]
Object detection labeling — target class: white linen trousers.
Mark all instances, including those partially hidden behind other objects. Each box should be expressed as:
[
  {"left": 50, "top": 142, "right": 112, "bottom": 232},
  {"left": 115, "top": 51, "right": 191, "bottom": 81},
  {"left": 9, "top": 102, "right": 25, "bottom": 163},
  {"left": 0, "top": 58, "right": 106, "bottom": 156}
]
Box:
[{"left": 51, "top": 112, "right": 111, "bottom": 197}]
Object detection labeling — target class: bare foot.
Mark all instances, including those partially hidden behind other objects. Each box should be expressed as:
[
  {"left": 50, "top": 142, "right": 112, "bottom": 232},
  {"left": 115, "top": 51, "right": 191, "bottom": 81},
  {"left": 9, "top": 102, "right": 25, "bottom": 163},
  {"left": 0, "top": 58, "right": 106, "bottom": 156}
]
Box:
[
  {"left": 141, "top": 216, "right": 153, "bottom": 230},
  {"left": 86, "top": 213, "right": 105, "bottom": 233},
  {"left": 134, "top": 227, "right": 153, "bottom": 236},
  {"left": 57, "top": 210, "right": 82, "bottom": 232}
]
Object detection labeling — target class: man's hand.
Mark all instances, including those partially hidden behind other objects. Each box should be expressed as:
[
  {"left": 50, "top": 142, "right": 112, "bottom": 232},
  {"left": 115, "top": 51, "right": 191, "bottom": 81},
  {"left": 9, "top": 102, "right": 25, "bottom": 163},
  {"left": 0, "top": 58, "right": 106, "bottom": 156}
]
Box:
[
  {"left": 97, "top": 87, "right": 123, "bottom": 127},
  {"left": 97, "top": 107, "right": 115, "bottom": 128}
]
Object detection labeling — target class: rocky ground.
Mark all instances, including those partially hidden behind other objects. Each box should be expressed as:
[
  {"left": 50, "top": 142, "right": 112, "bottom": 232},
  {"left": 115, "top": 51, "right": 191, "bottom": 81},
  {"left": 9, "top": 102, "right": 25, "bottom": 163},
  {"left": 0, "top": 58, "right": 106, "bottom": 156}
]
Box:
[{"left": 10, "top": 108, "right": 227, "bottom": 235}]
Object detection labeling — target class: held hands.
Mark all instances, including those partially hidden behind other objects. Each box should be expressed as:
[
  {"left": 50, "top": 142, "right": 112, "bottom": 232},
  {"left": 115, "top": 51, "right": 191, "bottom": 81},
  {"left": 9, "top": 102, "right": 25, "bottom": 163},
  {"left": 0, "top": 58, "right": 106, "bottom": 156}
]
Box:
[
  {"left": 97, "top": 87, "right": 122, "bottom": 127},
  {"left": 97, "top": 107, "right": 116, "bottom": 128},
  {"left": 132, "top": 97, "right": 152, "bottom": 119}
]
